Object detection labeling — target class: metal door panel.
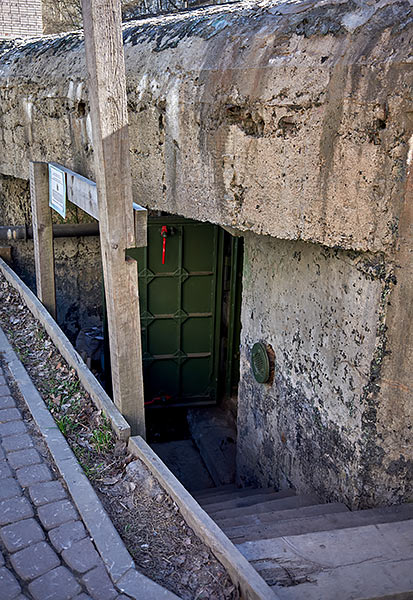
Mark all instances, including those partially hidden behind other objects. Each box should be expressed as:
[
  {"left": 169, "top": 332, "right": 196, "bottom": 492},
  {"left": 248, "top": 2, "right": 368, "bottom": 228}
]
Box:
[{"left": 127, "top": 217, "right": 223, "bottom": 407}]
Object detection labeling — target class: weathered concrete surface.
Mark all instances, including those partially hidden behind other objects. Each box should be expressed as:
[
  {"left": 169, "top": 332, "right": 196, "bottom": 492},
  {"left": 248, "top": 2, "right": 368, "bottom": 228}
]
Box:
[
  {"left": 370, "top": 149, "right": 413, "bottom": 506},
  {"left": 236, "top": 234, "right": 410, "bottom": 507},
  {"left": 238, "top": 520, "right": 413, "bottom": 599},
  {"left": 0, "top": 175, "right": 102, "bottom": 341},
  {"left": 0, "top": 0, "right": 412, "bottom": 507},
  {"left": 0, "top": 0, "right": 412, "bottom": 253}
]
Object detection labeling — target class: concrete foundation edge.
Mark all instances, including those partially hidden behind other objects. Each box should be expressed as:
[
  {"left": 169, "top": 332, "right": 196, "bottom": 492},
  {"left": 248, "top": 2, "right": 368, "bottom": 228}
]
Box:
[
  {"left": 128, "top": 435, "right": 280, "bottom": 600},
  {"left": 0, "top": 257, "right": 130, "bottom": 441},
  {"left": 0, "top": 326, "right": 180, "bottom": 600}
]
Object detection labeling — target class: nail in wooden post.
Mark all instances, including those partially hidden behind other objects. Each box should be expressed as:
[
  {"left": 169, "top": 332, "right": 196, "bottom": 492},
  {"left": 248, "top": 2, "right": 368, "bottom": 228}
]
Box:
[
  {"left": 81, "top": 0, "right": 145, "bottom": 437},
  {"left": 29, "top": 161, "right": 56, "bottom": 320}
]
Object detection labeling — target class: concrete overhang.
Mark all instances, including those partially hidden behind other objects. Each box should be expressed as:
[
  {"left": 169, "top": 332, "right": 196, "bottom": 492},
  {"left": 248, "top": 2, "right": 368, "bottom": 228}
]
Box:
[{"left": 0, "top": 0, "right": 412, "bottom": 253}]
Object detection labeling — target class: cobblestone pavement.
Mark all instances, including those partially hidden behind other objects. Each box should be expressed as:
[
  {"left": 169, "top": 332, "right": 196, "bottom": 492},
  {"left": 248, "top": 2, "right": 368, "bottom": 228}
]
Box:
[{"left": 0, "top": 366, "right": 130, "bottom": 600}]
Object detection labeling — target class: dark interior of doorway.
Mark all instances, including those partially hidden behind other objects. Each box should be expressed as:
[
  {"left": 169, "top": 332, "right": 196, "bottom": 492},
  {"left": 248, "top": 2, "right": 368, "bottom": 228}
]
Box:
[{"left": 104, "top": 217, "right": 243, "bottom": 492}]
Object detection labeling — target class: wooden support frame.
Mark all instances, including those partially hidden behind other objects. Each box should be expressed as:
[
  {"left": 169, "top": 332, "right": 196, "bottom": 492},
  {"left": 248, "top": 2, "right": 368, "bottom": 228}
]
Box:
[
  {"left": 29, "top": 3, "right": 147, "bottom": 438},
  {"left": 81, "top": 0, "right": 146, "bottom": 436},
  {"left": 30, "top": 161, "right": 56, "bottom": 320},
  {"left": 30, "top": 163, "right": 147, "bottom": 312},
  {"left": 30, "top": 157, "right": 147, "bottom": 436},
  {"left": 30, "top": 162, "right": 148, "bottom": 435},
  {"left": 47, "top": 163, "right": 147, "bottom": 248}
]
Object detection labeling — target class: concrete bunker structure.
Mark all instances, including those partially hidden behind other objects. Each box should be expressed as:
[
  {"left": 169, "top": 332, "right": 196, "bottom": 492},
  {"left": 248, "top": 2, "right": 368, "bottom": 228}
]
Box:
[{"left": 0, "top": 0, "right": 412, "bottom": 508}]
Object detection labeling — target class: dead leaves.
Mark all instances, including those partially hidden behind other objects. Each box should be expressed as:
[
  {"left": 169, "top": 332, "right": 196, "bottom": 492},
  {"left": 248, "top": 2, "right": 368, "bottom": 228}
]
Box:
[{"left": 0, "top": 272, "right": 239, "bottom": 600}]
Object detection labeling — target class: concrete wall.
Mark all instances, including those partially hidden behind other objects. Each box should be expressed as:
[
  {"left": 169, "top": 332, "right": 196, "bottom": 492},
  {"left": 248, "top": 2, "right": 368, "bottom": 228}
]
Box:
[
  {"left": 1, "top": 1, "right": 411, "bottom": 254},
  {"left": 0, "top": 0, "right": 412, "bottom": 506},
  {"left": 0, "top": 0, "right": 42, "bottom": 39},
  {"left": 237, "top": 234, "right": 402, "bottom": 508},
  {"left": 0, "top": 174, "right": 102, "bottom": 342}
]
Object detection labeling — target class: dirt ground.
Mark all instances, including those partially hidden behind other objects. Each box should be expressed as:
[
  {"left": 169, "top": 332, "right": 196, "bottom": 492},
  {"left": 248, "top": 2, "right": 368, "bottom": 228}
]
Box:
[{"left": 0, "top": 272, "right": 239, "bottom": 600}]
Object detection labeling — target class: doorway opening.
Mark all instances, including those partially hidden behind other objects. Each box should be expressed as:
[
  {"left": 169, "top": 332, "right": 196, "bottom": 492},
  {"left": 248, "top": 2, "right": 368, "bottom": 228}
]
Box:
[{"left": 108, "top": 215, "right": 243, "bottom": 491}]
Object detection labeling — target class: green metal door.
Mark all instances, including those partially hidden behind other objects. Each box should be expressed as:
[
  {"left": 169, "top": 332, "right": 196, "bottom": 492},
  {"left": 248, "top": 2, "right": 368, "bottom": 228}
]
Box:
[{"left": 127, "top": 217, "right": 224, "bottom": 408}]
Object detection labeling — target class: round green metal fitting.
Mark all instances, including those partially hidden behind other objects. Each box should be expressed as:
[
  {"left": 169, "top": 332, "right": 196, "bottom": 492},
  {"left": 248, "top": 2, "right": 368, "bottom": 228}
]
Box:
[{"left": 251, "top": 342, "right": 270, "bottom": 383}]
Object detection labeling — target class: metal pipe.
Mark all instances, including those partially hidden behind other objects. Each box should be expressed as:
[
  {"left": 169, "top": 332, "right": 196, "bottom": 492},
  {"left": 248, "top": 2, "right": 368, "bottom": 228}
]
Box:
[{"left": 0, "top": 223, "right": 99, "bottom": 241}]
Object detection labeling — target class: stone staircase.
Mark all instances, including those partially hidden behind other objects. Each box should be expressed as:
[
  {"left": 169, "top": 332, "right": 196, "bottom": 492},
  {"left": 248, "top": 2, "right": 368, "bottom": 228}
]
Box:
[{"left": 194, "top": 485, "right": 413, "bottom": 600}]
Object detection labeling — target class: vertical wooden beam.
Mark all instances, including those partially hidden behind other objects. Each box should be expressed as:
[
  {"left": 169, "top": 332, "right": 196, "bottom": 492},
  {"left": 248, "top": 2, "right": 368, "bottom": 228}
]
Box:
[
  {"left": 29, "top": 161, "right": 56, "bottom": 320},
  {"left": 0, "top": 247, "right": 12, "bottom": 264},
  {"left": 81, "top": 0, "right": 145, "bottom": 436},
  {"left": 133, "top": 204, "right": 148, "bottom": 248}
]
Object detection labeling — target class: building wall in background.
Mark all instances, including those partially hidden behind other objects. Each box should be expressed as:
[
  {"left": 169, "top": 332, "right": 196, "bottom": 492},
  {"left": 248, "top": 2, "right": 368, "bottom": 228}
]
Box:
[{"left": 0, "top": 0, "right": 43, "bottom": 38}]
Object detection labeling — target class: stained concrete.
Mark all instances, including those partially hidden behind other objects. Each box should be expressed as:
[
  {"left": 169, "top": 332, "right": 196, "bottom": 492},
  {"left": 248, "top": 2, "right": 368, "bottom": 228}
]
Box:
[
  {"left": 237, "top": 230, "right": 412, "bottom": 508},
  {"left": 238, "top": 520, "right": 413, "bottom": 599},
  {"left": 237, "top": 234, "right": 395, "bottom": 507},
  {"left": 0, "top": 0, "right": 412, "bottom": 508},
  {"left": 0, "top": 1, "right": 412, "bottom": 253}
]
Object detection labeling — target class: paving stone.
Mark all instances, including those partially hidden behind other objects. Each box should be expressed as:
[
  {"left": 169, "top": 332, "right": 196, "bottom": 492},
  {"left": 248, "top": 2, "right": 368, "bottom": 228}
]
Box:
[
  {"left": 28, "top": 566, "right": 82, "bottom": 600},
  {"left": 0, "top": 408, "right": 21, "bottom": 423},
  {"left": 16, "top": 463, "right": 52, "bottom": 487},
  {"left": 38, "top": 499, "right": 79, "bottom": 530},
  {"left": 0, "top": 396, "right": 15, "bottom": 409},
  {"left": 0, "top": 376, "right": 6, "bottom": 385},
  {"left": 0, "top": 420, "right": 27, "bottom": 438},
  {"left": 62, "top": 538, "right": 102, "bottom": 574},
  {"left": 74, "top": 595, "right": 93, "bottom": 600},
  {"left": 0, "top": 566, "right": 22, "bottom": 599},
  {"left": 0, "top": 445, "right": 4, "bottom": 459},
  {"left": 0, "top": 384, "right": 11, "bottom": 396},
  {"left": 82, "top": 566, "right": 118, "bottom": 600},
  {"left": 1, "top": 518, "right": 45, "bottom": 552},
  {"left": 0, "top": 496, "right": 34, "bottom": 525},
  {"left": 2, "top": 433, "right": 33, "bottom": 452},
  {"left": 0, "top": 460, "right": 13, "bottom": 480},
  {"left": 7, "top": 448, "right": 42, "bottom": 470},
  {"left": 48, "top": 520, "right": 87, "bottom": 553},
  {"left": 29, "top": 480, "right": 67, "bottom": 507},
  {"left": 0, "top": 477, "right": 22, "bottom": 500},
  {"left": 10, "top": 541, "right": 60, "bottom": 581},
  {"left": 0, "top": 549, "right": 3, "bottom": 566}
]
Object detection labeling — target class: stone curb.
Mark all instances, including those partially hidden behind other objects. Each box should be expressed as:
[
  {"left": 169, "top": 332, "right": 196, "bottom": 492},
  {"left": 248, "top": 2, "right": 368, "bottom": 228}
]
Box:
[
  {"left": 0, "top": 257, "right": 130, "bottom": 441},
  {"left": 0, "top": 327, "right": 180, "bottom": 600},
  {"left": 128, "top": 436, "right": 279, "bottom": 600}
]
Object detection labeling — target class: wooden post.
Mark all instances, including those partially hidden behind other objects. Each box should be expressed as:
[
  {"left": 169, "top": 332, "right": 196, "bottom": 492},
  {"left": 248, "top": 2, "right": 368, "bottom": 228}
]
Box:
[
  {"left": 29, "top": 161, "right": 57, "bottom": 320},
  {"left": 0, "top": 247, "right": 12, "bottom": 264},
  {"left": 81, "top": 0, "right": 145, "bottom": 436}
]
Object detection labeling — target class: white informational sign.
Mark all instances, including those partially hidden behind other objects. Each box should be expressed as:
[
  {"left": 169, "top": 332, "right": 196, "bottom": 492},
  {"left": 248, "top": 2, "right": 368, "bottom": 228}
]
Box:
[{"left": 49, "top": 164, "right": 66, "bottom": 218}]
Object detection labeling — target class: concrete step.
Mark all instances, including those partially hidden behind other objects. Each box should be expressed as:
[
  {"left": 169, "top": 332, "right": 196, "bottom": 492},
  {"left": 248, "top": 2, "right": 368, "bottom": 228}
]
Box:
[
  {"left": 187, "top": 407, "right": 236, "bottom": 486},
  {"left": 226, "top": 502, "right": 413, "bottom": 543},
  {"left": 150, "top": 440, "right": 214, "bottom": 492},
  {"left": 198, "top": 488, "right": 296, "bottom": 510},
  {"left": 217, "top": 502, "right": 349, "bottom": 530},
  {"left": 209, "top": 493, "right": 321, "bottom": 521},
  {"left": 237, "top": 519, "right": 413, "bottom": 600},
  {"left": 194, "top": 484, "right": 237, "bottom": 499},
  {"left": 195, "top": 486, "right": 281, "bottom": 504},
  {"left": 272, "top": 558, "right": 413, "bottom": 600}
]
